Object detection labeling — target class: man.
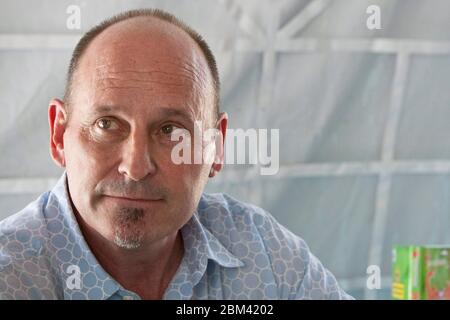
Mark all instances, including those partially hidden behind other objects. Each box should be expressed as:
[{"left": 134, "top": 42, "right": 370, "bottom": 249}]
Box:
[{"left": 0, "top": 9, "right": 352, "bottom": 300}]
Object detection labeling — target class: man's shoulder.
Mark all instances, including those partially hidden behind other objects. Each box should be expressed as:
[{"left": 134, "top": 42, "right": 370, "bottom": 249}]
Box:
[
  {"left": 0, "top": 192, "right": 63, "bottom": 299},
  {"left": 197, "top": 193, "right": 353, "bottom": 300},
  {"left": 198, "top": 192, "right": 310, "bottom": 256},
  {"left": 197, "top": 193, "right": 313, "bottom": 295},
  {"left": 198, "top": 192, "right": 272, "bottom": 229},
  {"left": 0, "top": 192, "right": 51, "bottom": 268}
]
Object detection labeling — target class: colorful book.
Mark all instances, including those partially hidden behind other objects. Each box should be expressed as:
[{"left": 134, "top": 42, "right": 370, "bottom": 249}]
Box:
[{"left": 392, "top": 245, "right": 450, "bottom": 300}]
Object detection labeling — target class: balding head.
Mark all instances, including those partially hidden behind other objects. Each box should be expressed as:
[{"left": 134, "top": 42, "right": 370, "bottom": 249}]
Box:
[{"left": 64, "top": 9, "right": 220, "bottom": 124}]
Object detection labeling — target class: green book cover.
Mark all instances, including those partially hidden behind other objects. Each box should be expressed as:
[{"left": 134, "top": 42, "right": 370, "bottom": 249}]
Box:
[
  {"left": 392, "top": 245, "right": 450, "bottom": 300},
  {"left": 392, "top": 245, "right": 423, "bottom": 300},
  {"left": 423, "top": 247, "right": 450, "bottom": 299}
]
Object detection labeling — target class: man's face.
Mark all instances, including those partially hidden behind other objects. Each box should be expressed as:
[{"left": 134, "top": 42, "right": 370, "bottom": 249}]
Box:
[{"left": 60, "top": 19, "right": 217, "bottom": 249}]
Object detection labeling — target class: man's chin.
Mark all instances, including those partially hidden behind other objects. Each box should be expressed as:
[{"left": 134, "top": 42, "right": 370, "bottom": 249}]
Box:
[
  {"left": 111, "top": 207, "right": 146, "bottom": 249},
  {"left": 113, "top": 232, "right": 144, "bottom": 250}
]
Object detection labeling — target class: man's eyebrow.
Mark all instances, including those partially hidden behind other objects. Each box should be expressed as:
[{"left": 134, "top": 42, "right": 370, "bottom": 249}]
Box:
[
  {"left": 89, "top": 105, "right": 121, "bottom": 115},
  {"left": 156, "top": 108, "right": 195, "bottom": 122}
]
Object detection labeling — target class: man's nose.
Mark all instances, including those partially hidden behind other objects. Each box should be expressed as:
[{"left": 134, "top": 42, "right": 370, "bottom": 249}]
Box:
[{"left": 118, "top": 133, "right": 156, "bottom": 181}]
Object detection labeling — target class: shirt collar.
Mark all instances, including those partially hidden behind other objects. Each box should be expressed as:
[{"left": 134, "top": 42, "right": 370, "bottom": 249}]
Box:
[
  {"left": 179, "top": 211, "right": 244, "bottom": 286},
  {"left": 49, "top": 172, "right": 244, "bottom": 299}
]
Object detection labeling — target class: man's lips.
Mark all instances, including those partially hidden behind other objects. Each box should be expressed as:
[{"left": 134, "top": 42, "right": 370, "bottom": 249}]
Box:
[{"left": 103, "top": 195, "right": 163, "bottom": 203}]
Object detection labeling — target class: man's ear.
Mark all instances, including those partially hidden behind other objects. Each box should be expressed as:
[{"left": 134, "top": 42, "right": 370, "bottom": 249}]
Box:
[
  {"left": 48, "top": 99, "right": 68, "bottom": 167},
  {"left": 209, "top": 112, "right": 228, "bottom": 178}
]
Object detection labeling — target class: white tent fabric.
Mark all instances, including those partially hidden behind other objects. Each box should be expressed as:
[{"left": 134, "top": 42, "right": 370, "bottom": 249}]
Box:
[{"left": 1, "top": 0, "right": 450, "bottom": 299}]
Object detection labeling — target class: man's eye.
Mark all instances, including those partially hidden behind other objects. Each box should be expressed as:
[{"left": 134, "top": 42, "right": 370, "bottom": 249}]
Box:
[
  {"left": 96, "top": 118, "right": 117, "bottom": 130},
  {"left": 161, "top": 124, "right": 177, "bottom": 135}
]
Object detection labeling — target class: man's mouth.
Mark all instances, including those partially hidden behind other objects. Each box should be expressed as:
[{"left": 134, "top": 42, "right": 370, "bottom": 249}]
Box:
[{"left": 103, "top": 194, "right": 163, "bottom": 204}]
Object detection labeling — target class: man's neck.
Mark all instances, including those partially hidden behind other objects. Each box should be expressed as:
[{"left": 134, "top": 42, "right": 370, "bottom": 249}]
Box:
[{"left": 75, "top": 212, "right": 185, "bottom": 299}]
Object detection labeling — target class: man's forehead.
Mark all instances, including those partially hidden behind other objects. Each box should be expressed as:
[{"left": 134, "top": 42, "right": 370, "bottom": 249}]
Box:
[
  {"left": 75, "top": 18, "right": 210, "bottom": 94},
  {"left": 81, "top": 16, "right": 207, "bottom": 72},
  {"left": 91, "top": 57, "right": 205, "bottom": 82}
]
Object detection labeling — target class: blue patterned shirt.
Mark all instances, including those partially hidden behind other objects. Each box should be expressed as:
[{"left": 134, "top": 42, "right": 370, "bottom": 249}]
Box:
[{"left": 0, "top": 173, "right": 352, "bottom": 300}]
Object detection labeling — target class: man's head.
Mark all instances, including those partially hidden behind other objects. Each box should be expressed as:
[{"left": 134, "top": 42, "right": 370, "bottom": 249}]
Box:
[{"left": 48, "top": 9, "right": 228, "bottom": 250}]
